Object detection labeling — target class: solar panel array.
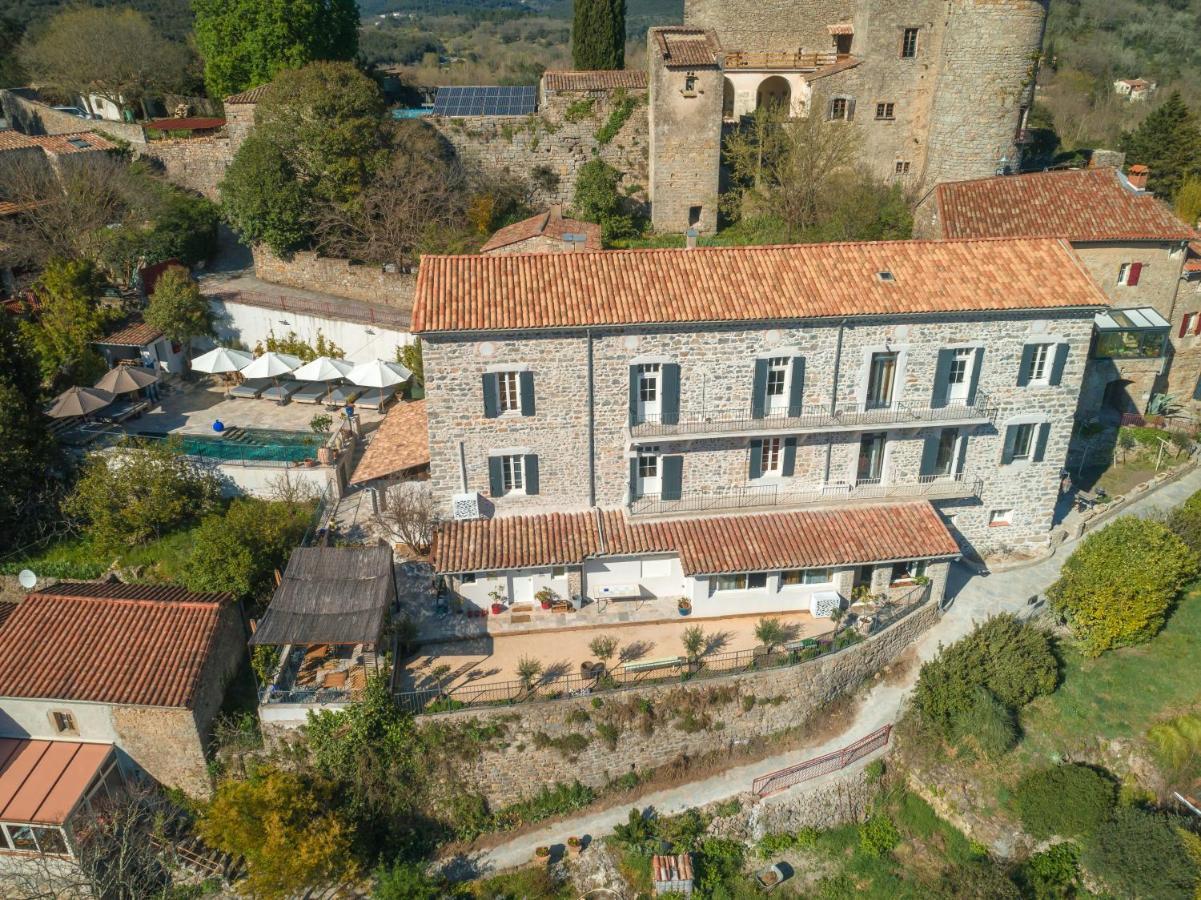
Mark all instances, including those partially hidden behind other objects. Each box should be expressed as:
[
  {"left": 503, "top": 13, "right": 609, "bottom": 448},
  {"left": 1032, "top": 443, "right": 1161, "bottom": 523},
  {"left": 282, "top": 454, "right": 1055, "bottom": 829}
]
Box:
[{"left": 432, "top": 86, "right": 537, "bottom": 117}]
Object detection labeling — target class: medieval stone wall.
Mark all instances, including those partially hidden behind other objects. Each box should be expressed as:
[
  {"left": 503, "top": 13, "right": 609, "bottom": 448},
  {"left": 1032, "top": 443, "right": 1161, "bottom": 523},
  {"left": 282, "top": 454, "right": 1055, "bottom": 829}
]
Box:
[
  {"left": 136, "top": 136, "right": 233, "bottom": 201},
  {"left": 419, "top": 600, "right": 939, "bottom": 808},
  {"left": 683, "top": 0, "right": 856, "bottom": 52},
  {"left": 0, "top": 90, "right": 148, "bottom": 144},
  {"left": 252, "top": 246, "right": 417, "bottom": 310}
]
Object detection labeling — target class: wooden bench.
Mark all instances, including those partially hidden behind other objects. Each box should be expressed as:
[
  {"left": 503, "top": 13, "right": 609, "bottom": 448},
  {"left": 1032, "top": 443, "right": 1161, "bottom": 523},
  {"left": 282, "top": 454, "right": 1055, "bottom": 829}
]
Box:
[
  {"left": 783, "top": 638, "right": 820, "bottom": 652},
  {"left": 622, "top": 655, "right": 685, "bottom": 674}
]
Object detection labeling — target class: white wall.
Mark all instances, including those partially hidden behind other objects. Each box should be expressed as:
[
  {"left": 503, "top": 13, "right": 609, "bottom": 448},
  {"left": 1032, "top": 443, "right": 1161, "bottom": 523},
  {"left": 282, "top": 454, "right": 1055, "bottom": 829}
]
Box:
[
  {"left": 455, "top": 568, "right": 570, "bottom": 608},
  {"left": 214, "top": 461, "right": 333, "bottom": 498},
  {"left": 583, "top": 554, "right": 686, "bottom": 601},
  {"left": 724, "top": 71, "right": 811, "bottom": 118},
  {"left": 209, "top": 299, "right": 413, "bottom": 363},
  {"left": 688, "top": 569, "right": 849, "bottom": 618},
  {"left": 0, "top": 698, "right": 117, "bottom": 743}
]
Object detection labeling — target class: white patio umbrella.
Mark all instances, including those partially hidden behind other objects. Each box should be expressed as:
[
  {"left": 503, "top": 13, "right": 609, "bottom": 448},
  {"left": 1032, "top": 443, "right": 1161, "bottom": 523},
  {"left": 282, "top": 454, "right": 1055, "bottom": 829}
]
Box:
[
  {"left": 191, "top": 347, "right": 254, "bottom": 374},
  {"left": 47, "top": 386, "right": 114, "bottom": 419},
  {"left": 240, "top": 351, "right": 302, "bottom": 380},
  {"left": 347, "top": 359, "right": 413, "bottom": 406},
  {"left": 94, "top": 365, "right": 158, "bottom": 396},
  {"left": 292, "top": 356, "right": 355, "bottom": 403}
]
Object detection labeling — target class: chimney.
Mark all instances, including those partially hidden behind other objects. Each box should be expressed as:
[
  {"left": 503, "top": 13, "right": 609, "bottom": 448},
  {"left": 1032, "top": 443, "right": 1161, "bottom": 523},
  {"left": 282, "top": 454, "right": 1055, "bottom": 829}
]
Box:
[
  {"left": 685, "top": 227, "right": 699, "bottom": 250},
  {"left": 1128, "top": 165, "right": 1150, "bottom": 191}
]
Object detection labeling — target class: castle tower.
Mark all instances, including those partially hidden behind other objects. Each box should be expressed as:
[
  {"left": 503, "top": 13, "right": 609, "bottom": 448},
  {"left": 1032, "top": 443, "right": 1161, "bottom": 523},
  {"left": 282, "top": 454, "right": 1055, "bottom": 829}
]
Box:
[{"left": 648, "top": 27, "right": 724, "bottom": 234}]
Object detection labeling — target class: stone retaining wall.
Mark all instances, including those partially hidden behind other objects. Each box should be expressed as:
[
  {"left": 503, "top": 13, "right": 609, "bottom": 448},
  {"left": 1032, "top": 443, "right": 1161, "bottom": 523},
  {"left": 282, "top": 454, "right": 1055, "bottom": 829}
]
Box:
[
  {"left": 252, "top": 246, "right": 417, "bottom": 309},
  {"left": 136, "top": 136, "right": 234, "bottom": 200},
  {"left": 419, "top": 601, "right": 939, "bottom": 808}
]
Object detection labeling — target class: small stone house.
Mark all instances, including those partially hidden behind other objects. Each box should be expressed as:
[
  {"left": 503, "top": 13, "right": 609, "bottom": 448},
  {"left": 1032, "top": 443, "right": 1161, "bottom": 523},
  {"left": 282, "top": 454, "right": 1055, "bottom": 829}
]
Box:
[
  {"left": 0, "top": 583, "right": 246, "bottom": 798},
  {"left": 479, "top": 207, "right": 602, "bottom": 255}
]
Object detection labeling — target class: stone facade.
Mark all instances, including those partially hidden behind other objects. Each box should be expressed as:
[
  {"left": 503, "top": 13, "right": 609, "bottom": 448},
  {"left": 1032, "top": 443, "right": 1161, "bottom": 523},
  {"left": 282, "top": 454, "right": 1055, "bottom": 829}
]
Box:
[
  {"left": 0, "top": 89, "right": 148, "bottom": 145},
  {"left": 136, "top": 136, "right": 233, "bottom": 201},
  {"left": 252, "top": 246, "right": 417, "bottom": 309},
  {"left": 223, "top": 100, "right": 256, "bottom": 152},
  {"left": 420, "top": 599, "right": 938, "bottom": 808},
  {"left": 424, "top": 308, "right": 1095, "bottom": 555}
]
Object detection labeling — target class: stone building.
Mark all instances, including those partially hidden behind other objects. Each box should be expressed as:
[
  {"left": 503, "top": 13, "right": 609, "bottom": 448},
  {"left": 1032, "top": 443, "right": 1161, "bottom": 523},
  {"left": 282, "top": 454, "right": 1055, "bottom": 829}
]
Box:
[
  {"left": 928, "top": 166, "right": 1199, "bottom": 418},
  {"left": 648, "top": 0, "right": 1049, "bottom": 232},
  {"left": 411, "top": 237, "right": 1107, "bottom": 620},
  {"left": 0, "top": 583, "right": 246, "bottom": 799},
  {"left": 480, "top": 207, "right": 602, "bottom": 255}
]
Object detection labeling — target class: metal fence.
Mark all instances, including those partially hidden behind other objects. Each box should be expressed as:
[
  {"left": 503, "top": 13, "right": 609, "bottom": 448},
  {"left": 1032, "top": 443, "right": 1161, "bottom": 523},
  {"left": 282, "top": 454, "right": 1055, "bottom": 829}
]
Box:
[
  {"left": 395, "top": 584, "right": 930, "bottom": 716},
  {"left": 751, "top": 724, "right": 893, "bottom": 797}
]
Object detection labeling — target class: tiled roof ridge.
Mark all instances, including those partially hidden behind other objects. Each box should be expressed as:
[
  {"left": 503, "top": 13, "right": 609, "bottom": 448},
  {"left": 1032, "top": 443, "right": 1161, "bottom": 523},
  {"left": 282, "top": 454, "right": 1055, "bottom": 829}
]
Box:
[
  {"left": 31, "top": 583, "right": 234, "bottom": 605},
  {"left": 30, "top": 593, "right": 225, "bottom": 609}
]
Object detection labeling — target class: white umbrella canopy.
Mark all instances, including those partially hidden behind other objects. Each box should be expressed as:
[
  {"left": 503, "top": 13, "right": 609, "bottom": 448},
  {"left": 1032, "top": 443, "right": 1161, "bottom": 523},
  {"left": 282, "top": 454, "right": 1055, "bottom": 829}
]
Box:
[
  {"left": 241, "top": 351, "right": 302, "bottom": 380},
  {"left": 191, "top": 347, "right": 254, "bottom": 374},
  {"left": 47, "top": 386, "right": 114, "bottom": 418},
  {"left": 94, "top": 365, "right": 158, "bottom": 395},
  {"left": 346, "top": 359, "right": 413, "bottom": 388},
  {"left": 292, "top": 356, "right": 354, "bottom": 382}
]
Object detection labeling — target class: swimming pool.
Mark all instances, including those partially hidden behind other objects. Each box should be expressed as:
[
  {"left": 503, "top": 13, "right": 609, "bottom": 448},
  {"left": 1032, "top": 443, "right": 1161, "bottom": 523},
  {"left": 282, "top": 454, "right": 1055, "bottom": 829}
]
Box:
[{"left": 136, "top": 428, "right": 322, "bottom": 463}]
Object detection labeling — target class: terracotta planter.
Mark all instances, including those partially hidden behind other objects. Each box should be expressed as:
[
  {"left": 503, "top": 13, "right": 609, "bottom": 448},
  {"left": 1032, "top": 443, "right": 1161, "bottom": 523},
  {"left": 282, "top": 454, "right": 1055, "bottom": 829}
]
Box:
[
  {"left": 567, "top": 837, "right": 583, "bottom": 855},
  {"left": 540, "top": 599, "right": 552, "bottom": 610},
  {"left": 491, "top": 602, "right": 504, "bottom": 615},
  {"left": 316, "top": 446, "right": 335, "bottom": 465}
]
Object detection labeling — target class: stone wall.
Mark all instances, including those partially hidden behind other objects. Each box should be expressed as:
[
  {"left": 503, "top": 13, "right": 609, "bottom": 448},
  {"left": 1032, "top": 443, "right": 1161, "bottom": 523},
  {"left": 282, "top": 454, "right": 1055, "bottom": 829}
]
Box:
[
  {"left": 430, "top": 87, "right": 650, "bottom": 212},
  {"left": 0, "top": 89, "right": 147, "bottom": 144},
  {"left": 223, "top": 101, "right": 256, "bottom": 152},
  {"left": 136, "top": 136, "right": 234, "bottom": 200},
  {"left": 420, "top": 600, "right": 939, "bottom": 808},
  {"left": 252, "top": 246, "right": 417, "bottom": 310}
]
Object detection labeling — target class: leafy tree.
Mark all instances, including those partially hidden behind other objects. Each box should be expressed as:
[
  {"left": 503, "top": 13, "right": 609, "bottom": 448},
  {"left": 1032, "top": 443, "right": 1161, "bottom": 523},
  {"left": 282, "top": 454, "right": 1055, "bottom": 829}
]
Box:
[
  {"left": 192, "top": 0, "right": 359, "bottom": 99},
  {"left": 0, "top": 314, "right": 58, "bottom": 554},
  {"left": 199, "top": 766, "right": 358, "bottom": 900},
  {"left": 1013, "top": 765, "right": 1115, "bottom": 838},
  {"left": 572, "top": 0, "right": 625, "bottom": 70},
  {"left": 753, "top": 617, "right": 789, "bottom": 653},
  {"left": 64, "top": 437, "right": 221, "bottom": 553},
  {"left": 573, "top": 158, "right": 637, "bottom": 242},
  {"left": 399, "top": 339, "right": 423, "bottom": 386},
  {"left": 1120, "top": 91, "right": 1201, "bottom": 200},
  {"left": 372, "top": 860, "right": 444, "bottom": 899},
  {"left": 144, "top": 266, "right": 214, "bottom": 351},
  {"left": 1048, "top": 517, "right": 1199, "bottom": 656},
  {"left": 19, "top": 7, "right": 189, "bottom": 119},
  {"left": 21, "top": 258, "right": 111, "bottom": 385},
  {"left": 1082, "top": 807, "right": 1199, "bottom": 899},
  {"left": 219, "top": 134, "right": 311, "bottom": 255},
  {"left": 1176, "top": 177, "right": 1201, "bottom": 227},
  {"left": 0, "top": 14, "right": 26, "bottom": 88}
]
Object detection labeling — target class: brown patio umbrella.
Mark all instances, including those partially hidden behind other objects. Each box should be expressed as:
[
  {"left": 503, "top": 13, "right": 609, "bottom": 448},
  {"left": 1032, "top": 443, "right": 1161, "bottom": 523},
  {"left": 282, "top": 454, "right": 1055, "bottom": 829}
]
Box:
[
  {"left": 47, "top": 386, "right": 114, "bottom": 418},
  {"left": 94, "top": 365, "right": 158, "bottom": 395}
]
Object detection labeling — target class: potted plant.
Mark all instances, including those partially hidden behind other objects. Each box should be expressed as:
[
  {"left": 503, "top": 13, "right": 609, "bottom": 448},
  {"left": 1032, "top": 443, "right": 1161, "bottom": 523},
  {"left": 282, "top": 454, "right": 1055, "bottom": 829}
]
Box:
[
  {"left": 567, "top": 836, "right": 583, "bottom": 856},
  {"left": 536, "top": 586, "right": 556, "bottom": 610},
  {"left": 535, "top": 846, "right": 551, "bottom": 864},
  {"left": 489, "top": 586, "right": 506, "bottom": 616},
  {"left": 678, "top": 597, "right": 692, "bottom": 616}
]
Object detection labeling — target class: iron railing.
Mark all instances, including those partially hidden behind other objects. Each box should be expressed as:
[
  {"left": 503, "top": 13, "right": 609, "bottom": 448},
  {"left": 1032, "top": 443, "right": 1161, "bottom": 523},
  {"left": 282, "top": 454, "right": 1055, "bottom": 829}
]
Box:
[
  {"left": 629, "top": 473, "right": 982, "bottom": 517},
  {"left": 395, "top": 584, "right": 930, "bottom": 715},
  {"left": 724, "top": 51, "right": 849, "bottom": 70},
  {"left": 751, "top": 724, "right": 892, "bottom": 797},
  {"left": 629, "top": 391, "right": 997, "bottom": 441}
]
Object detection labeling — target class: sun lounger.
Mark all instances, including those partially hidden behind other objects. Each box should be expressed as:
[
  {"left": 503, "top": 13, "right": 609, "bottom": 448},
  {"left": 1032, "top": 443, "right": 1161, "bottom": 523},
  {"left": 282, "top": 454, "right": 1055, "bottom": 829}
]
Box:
[
  {"left": 355, "top": 386, "right": 398, "bottom": 410},
  {"left": 326, "top": 384, "right": 363, "bottom": 406},
  {"left": 228, "top": 378, "right": 272, "bottom": 399},
  {"left": 622, "top": 655, "right": 685, "bottom": 674},
  {"left": 262, "top": 380, "right": 303, "bottom": 403},
  {"left": 293, "top": 382, "right": 331, "bottom": 404}
]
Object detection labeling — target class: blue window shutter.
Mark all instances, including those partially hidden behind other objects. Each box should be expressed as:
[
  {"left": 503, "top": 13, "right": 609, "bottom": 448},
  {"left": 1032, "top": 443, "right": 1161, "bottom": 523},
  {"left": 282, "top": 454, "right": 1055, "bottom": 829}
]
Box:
[
  {"left": 919, "top": 433, "right": 940, "bottom": 477},
  {"left": 748, "top": 439, "right": 763, "bottom": 480},
  {"left": 931, "top": 349, "right": 954, "bottom": 408},
  {"left": 628, "top": 366, "right": 639, "bottom": 426},
  {"left": 1049, "top": 343, "right": 1069, "bottom": 387},
  {"left": 955, "top": 432, "right": 969, "bottom": 475},
  {"left": 660, "top": 363, "right": 680, "bottom": 425},
  {"left": 629, "top": 457, "right": 640, "bottom": 500},
  {"left": 519, "top": 371, "right": 535, "bottom": 416},
  {"left": 1016, "top": 345, "right": 1035, "bottom": 387},
  {"left": 787, "top": 357, "right": 805, "bottom": 416},
  {"left": 661, "top": 455, "right": 683, "bottom": 501},
  {"left": 523, "top": 454, "right": 539, "bottom": 494},
  {"left": 488, "top": 455, "right": 504, "bottom": 495},
  {"left": 967, "top": 348, "right": 984, "bottom": 404},
  {"left": 751, "top": 359, "right": 769, "bottom": 419},
  {"left": 781, "top": 437, "right": 797, "bottom": 476},
  {"left": 482, "top": 373, "right": 499, "bottom": 418},
  {"left": 1001, "top": 426, "right": 1017, "bottom": 465},
  {"left": 1033, "top": 422, "right": 1050, "bottom": 463}
]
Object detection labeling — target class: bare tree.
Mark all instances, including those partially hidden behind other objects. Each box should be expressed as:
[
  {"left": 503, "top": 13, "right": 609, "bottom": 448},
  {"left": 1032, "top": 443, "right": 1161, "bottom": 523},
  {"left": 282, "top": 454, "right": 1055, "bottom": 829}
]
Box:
[
  {"left": 761, "top": 111, "right": 863, "bottom": 238},
  {"left": 382, "top": 481, "right": 439, "bottom": 554}
]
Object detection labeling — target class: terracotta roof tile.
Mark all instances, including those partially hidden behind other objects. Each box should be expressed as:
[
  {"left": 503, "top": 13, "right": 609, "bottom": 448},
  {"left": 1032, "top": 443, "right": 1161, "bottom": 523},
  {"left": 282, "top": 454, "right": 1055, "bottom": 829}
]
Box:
[
  {"left": 0, "top": 583, "right": 235, "bottom": 708},
  {"left": 655, "top": 28, "right": 722, "bottom": 68},
  {"left": 0, "top": 601, "right": 16, "bottom": 630},
  {"left": 936, "top": 168, "right": 1196, "bottom": 243},
  {"left": 0, "top": 131, "right": 117, "bottom": 155},
  {"left": 480, "top": 208, "right": 603, "bottom": 253},
  {"left": 350, "top": 400, "right": 431, "bottom": 484},
  {"left": 431, "top": 502, "right": 959, "bottom": 575},
  {"left": 224, "top": 85, "right": 271, "bottom": 104},
  {"left": 1186, "top": 242, "right": 1201, "bottom": 274},
  {"left": 412, "top": 238, "right": 1108, "bottom": 333},
  {"left": 543, "top": 70, "right": 648, "bottom": 92},
  {"left": 97, "top": 318, "right": 163, "bottom": 347}
]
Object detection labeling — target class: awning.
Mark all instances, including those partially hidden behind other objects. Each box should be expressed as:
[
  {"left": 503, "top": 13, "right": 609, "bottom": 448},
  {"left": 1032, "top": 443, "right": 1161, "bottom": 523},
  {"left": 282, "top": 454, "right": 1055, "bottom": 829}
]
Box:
[
  {"left": 0, "top": 739, "right": 114, "bottom": 826},
  {"left": 1094, "top": 307, "right": 1170, "bottom": 331},
  {"left": 828, "top": 23, "right": 854, "bottom": 35},
  {"left": 250, "top": 545, "right": 396, "bottom": 646}
]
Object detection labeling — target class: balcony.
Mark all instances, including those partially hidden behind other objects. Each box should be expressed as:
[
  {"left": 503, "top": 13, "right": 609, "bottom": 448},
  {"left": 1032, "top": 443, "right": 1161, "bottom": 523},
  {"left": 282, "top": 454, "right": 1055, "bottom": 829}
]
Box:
[
  {"left": 629, "top": 391, "right": 997, "bottom": 443},
  {"left": 723, "top": 51, "right": 852, "bottom": 71},
  {"left": 628, "top": 473, "right": 982, "bottom": 518}
]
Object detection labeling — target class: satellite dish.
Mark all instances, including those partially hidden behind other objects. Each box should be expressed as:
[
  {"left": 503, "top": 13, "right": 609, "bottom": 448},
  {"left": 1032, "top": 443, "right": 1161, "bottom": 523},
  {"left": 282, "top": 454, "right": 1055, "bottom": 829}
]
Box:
[{"left": 17, "top": 569, "right": 37, "bottom": 590}]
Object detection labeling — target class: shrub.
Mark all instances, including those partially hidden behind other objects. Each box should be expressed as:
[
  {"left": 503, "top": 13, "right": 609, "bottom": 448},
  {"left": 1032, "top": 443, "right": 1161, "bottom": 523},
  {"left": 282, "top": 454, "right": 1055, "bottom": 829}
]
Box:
[
  {"left": 954, "top": 686, "right": 1018, "bottom": 758},
  {"left": 864, "top": 759, "right": 886, "bottom": 783},
  {"left": 694, "top": 838, "right": 745, "bottom": 895},
  {"left": 858, "top": 815, "right": 901, "bottom": 857},
  {"left": 611, "top": 808, "right": 656, "bottom": 852},
  {"left": 596, "top": 721, "right": 620, "bottom": 750},
  {"left": 589, "top": 634, "right": 619, "bottom": 665},
  {"left": 1167, "top": 488, "right": 1201, "bottom": 555},
  {"left": 1048, "top": 517, "right": 1199, "bottom": 656},
  {"left": 931, "top": 863, "right": 1021, "bottom": 899},
  {"left": 1016, "top": 843, "right": 1080, "bottom": 900},
  {"left": 1146, "top": 714, "right": 1201, "bottom": 786},
  {"left": 595, "top": 91, "right": 637, "bottom": 144},
  {"left": 1082, "top": 807, "right": 1199, "bottom": 898},
  {"left": 372, "top": 860, "right": 443, "bottom": 899},
  {"left": 913, "top": 615, "right": 1057, "bottom": 740},
  {"left": 573, "top": 158, "right": 637, "bottom": 242},
  {"left": 1014, "top": 765, "right": 1115, "bottom": 839},
  {"left": 681, "top": 625, "right": 706, "bottom": 660}
]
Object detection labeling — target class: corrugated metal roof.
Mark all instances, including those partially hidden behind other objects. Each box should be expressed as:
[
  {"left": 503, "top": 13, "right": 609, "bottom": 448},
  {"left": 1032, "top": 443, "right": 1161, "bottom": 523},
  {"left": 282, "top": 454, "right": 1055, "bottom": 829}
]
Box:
[{"left": 0, "top": 739, "right": 114, "bottom": 826}]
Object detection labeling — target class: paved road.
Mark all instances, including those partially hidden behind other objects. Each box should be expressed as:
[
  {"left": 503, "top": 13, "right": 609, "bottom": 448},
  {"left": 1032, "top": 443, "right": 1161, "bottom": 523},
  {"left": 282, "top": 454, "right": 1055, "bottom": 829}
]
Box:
[{"left": 450, "top": 467, "right": 1201, "bottom": 877}]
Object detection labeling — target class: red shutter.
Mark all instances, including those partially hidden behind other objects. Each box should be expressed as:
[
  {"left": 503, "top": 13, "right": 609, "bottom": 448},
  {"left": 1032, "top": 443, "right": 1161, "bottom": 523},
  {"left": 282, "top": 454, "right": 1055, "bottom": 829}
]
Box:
[
  {"left": 1181, "top": 315, "right": 1191, "bottom": 338},
  {"left": 1128, "top": 262, "right": 1143, "bottom": 286},
  {"left": 1194, "top": 313, "right": 1201, "bottom": 336}
]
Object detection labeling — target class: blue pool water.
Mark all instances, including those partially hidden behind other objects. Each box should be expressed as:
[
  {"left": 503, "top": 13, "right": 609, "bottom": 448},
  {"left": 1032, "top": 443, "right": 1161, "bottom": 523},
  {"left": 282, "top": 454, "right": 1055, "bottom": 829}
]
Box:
[
  {"left": 136, "top": 428, "right": 321, "bottom": 463},
  {"left": 392, "top": 108, "right": 432, "bottom": 119}
]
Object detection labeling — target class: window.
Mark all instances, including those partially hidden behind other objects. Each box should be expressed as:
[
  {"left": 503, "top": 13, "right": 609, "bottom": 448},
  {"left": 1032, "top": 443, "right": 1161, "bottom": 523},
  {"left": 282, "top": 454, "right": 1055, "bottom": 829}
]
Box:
[
  {"left": 638, "top": 364, "right": 659, "bottom": 403},
  {"left": 4, "top": 824, "right": 37, "bottom": 852},
  {"left": 765, "top": 357, "right": 789, "bottom": 412},
  {"left": 761, "top": 437, "right": 783, "bottom": 475},
  {"left": 948, "top": 349, "right": 971, "bottom": 389},
  {"left": 1010, "top": 422, "right": 1036, "bottom": 461},
  {"left": 901, "top": 28, "right": 919, "bottom": 58},
  {"left": 1117, "top": 262, "right": 1143, "bottom": 286},
  {"left": 875, "top": 102, "right": 895, "bottom": 120},
  {"left": 684, "top": 73, "right": 698, "bottom": 94},
  {"left": 865, "top": 352, "right": 898, "bottom": 409},
  {"left": 496, "top": 370, "right": 520, "bottom": 413},
  {"left": 638, "top": 453, "right": 659, "bottom": 480},
  {"left": 501, "top": 455, "right": 524, "bottom": 493},
  {"left": 829, "top": 97, "right": 849, "bottom": 120},
  {"left": 688, "top": 206, "right": 702, "bottom": 226},
  {"left": 781, "top": 568, "right": 833, "bottom": 586},
  {"left": 932, "top": 428, "right": 959, "bottom": 477},
  {"left": 858, "top": 432, "right": 887, "bottom": 482},
  {"left": 33, "top": 826, "right": 67, "bottom": 855},
  {"left": 891, "top": 560, "right": 928, "bottom": 583},
  {"left": 51, "top": 711, "right": 76, "bottom": 734},
  {"left": 460, "top": 572, "right": 477, "bottom": 584},
  {"left": 895, "top": 160, "right": 911, "bottom": 175},
  {"left": 1181, "top": 312, "right": 1200, "bottom": 337},
  {"left": 990, "top": 508, "right": 1014, "bottom": 527},
  {"left": 1025, "top": 343, "right": 1052, "bottom": 383},
  {"left": 711, "top": 572, "right": 768, "bottom": 592}
]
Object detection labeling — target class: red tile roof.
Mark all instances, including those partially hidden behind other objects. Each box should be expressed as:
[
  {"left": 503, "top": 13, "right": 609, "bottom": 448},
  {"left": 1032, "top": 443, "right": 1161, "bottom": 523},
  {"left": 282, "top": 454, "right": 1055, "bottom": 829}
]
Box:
[
  {"left": 936, "top": 168, "right": 1196, "bottom": 243},
  {"left": 0, "top": 583, "right": 235, "bottom": 708},
  {"left": 480, "top": 208, "right": 603, "bottom": 254},
  {"left": 0, "top": 131, "right": 117, "bottom": 155},
  {"left": 97, "top": 318, "right": 163, "bottom": 347},
  {"left": 146, "top": 117, "right": 226, "bottom": 132},
  {"left": 350, "top": 400, "right": 431, "bottom": 484},
  {"left": 412, "top": 238, "right": 1108, "bottom": 333},
  {"left": 224, "top": 85, "right": 271, "bottom": 104},
  {"left": 543, "top": 70, "right": 648, "bottom": 92},
  {"left": 1186, "top": 242, "right": 1201, "bottom": 275},
  {"left": 431, "top": 502, "right": 959, "bottom": 575},
  {"left": 655, "top": 28, "right": 722, "bottom": 68},
  {"left": 0, "top": 601, "right": 17, "bottom": 631},
  {"left": 0, "top": 739, "right": 115, "bottom": 826}
]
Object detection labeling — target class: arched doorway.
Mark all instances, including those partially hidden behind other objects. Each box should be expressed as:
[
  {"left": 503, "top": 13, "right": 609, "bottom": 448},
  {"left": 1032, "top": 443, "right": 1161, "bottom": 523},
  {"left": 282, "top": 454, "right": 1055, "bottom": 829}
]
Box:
[
  {"left": 756, "top": 76, "right": 791, "bottom": 115},
  {"left": 722, "top": 78, "right": 735, "bottom": 120}
]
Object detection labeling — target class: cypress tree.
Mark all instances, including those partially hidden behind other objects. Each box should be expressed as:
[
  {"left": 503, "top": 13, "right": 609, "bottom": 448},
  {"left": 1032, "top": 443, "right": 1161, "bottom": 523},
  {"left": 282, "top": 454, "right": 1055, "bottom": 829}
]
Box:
[
  {"left": 1120, "top": 91, "right": 1201, "bottom": 201},
  {"left": 573, "top": 0, "right": 626, "bottom": 71}
]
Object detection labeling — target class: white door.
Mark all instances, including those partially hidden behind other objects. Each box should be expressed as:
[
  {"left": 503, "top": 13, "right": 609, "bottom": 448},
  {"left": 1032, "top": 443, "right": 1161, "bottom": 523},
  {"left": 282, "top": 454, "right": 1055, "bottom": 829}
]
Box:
[
  {"left": 637, "top": 364, "right": 661, "bottom": 423},
  {"left": 637, "top": 451, "right": 661, "bottom": 497},
  {"left": 766, "top": 357, "right": 790, "bottom": 415},
  {"left": 510, "top": 572, "right": 535, "bottom": 604},
  {"left": 946, "top": 349, "right": 973, "bottom": 404}
]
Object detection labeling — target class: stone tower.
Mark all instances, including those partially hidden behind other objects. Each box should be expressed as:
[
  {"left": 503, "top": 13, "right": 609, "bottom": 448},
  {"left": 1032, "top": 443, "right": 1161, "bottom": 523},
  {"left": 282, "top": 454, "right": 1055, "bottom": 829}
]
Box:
[{"left": 648, "top": 27, "right": 724, "bottom": 235}]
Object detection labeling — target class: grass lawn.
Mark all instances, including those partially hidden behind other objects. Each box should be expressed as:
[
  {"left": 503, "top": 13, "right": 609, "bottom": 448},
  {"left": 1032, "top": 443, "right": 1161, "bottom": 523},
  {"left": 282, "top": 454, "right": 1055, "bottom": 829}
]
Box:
[{"left": 0, "top": 524, "right": 204, "bottom": 583}]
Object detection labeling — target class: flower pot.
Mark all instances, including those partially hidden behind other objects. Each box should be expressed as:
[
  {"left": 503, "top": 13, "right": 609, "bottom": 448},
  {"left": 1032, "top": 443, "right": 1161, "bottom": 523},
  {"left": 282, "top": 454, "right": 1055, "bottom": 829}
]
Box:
[
  {"left": 540, "top": 599, "right": 552, "bottom": 610},
  {"left": 567, "top": 837, "right": 583, "bottom": 855},
  {"left": 678, "top": 600, "right": 692, "bottom": 616},
  {"left": 316, "top": 446, "right": 335, "bottom": 465},
  {"left": 491, "top": 603, "right": 504, "bottom": 615},
  {"left": 534, "top": 846, "right": 551, "bottom": 864}
]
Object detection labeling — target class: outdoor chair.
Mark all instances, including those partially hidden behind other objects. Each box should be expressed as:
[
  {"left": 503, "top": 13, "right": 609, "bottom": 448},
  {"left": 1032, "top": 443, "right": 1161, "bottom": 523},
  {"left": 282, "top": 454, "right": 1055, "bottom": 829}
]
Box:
[
  {"left": 261, "top": 380, "right": 303, "bottom": 404},
  {"left": 326, "top": 385, "right": 363, "bottom": 406},
  {"left": 354, "top": 386, "right": 398, "bottom": 410},
  {"left": 293, "top": 382, "right": 330, "bottom": 404}
]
